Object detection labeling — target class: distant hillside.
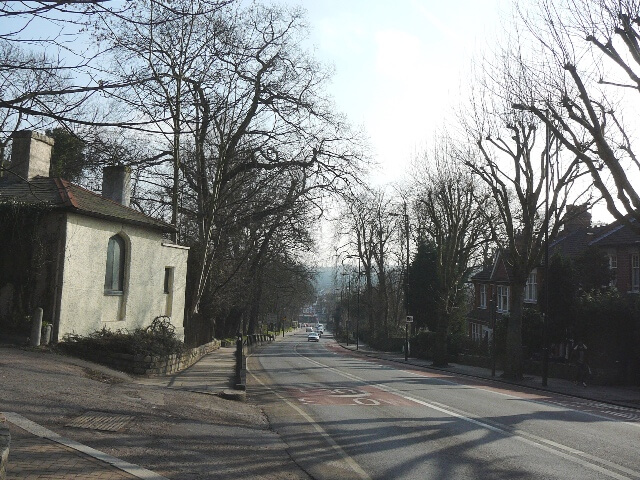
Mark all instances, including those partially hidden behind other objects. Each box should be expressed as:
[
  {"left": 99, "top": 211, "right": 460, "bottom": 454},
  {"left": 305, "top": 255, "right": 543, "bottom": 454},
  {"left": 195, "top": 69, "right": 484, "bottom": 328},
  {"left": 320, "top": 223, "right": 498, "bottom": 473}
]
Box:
[{"left": 314, "top": 266, "right": 335, "bottom": 293}]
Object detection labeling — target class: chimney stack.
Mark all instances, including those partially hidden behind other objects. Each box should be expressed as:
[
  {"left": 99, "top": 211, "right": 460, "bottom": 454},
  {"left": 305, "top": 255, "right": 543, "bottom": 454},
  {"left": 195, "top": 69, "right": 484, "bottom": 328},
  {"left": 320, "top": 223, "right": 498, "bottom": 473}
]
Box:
[
  {"left": 102, "top": 165, "right": 131, "bottom": 207},
  {"left": 564, "top": 204, "right": 591, "bottom": 232},
  {"left": 8, "top": 130, "right": 54, "bottom": 180}
]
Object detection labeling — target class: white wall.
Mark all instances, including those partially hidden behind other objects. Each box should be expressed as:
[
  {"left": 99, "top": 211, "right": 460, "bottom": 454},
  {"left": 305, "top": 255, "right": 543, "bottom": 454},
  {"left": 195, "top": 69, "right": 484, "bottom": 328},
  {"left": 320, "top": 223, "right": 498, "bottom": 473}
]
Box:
[{"left": 57, "top": 213, "right": 188, "bottom": 341}]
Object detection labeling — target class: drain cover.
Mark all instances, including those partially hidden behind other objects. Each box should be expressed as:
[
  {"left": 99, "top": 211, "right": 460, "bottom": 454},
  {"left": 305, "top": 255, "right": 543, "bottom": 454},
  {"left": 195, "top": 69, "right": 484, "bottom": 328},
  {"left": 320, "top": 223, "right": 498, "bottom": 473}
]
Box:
[{"left": 66, "top": 411, "right": 134, "bottom": 432}]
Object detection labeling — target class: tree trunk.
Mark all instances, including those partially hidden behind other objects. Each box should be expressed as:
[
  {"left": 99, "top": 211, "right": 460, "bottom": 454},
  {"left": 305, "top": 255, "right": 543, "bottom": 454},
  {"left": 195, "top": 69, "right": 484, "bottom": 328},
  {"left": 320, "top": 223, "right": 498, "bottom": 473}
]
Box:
[
  {"left": 432, "top": 298, "right": 449, "bottom": 367},
  {"left": 503, "top": 284, "right": 525, "bottom": 380}
]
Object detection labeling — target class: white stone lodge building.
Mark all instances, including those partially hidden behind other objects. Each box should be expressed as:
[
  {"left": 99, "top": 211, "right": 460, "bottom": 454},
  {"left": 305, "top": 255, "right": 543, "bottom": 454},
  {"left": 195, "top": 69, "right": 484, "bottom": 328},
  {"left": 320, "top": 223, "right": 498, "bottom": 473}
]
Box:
[{"left": 0, "top": 130, "right": 189, "bottom": 342}]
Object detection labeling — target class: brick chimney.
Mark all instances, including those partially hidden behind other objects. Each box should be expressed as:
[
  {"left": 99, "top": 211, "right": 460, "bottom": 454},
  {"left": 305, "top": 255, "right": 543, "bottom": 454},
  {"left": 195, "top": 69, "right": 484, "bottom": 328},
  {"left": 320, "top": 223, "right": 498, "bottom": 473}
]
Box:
[
  {"left": 563, "top": 204, "right": 591, "bottom": 232},
  {"left": 102, "top": 165, "right": 131, "bottom": 207},
  {"left": 8, "top": 130, "right": 54, "bottom": 180}
]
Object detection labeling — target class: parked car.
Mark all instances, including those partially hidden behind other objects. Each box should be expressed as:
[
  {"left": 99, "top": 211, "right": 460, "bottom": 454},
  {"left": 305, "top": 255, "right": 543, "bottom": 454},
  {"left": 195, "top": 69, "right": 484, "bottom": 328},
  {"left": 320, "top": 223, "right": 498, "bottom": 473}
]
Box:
[
  {"left": 307, "top": 332, "right": 320, "bottom": 342},
  {"left": 306, "top": 327, "right": 314, "bottom": 332}
]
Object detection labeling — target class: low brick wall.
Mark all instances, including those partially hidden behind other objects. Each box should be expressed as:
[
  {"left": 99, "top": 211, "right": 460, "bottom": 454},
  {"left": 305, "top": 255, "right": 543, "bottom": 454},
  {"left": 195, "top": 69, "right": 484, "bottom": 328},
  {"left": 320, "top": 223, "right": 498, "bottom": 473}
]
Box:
[
  {"left": 0, "top": 414, "right": 9, "bottom": 480},
  {"left": 78, "top": 339, "right": 221, "bottom": 376},
  {"left": 457, "top": 353, "right": 623, "bottom": 385}
]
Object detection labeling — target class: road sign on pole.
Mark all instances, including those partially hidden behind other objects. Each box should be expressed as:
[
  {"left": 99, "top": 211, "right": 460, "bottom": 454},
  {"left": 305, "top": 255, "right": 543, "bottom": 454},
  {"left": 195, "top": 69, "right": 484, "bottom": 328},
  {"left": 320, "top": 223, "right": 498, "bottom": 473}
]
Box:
[{"left": 406, "top": 315, "right": 414, "bottom": 323}]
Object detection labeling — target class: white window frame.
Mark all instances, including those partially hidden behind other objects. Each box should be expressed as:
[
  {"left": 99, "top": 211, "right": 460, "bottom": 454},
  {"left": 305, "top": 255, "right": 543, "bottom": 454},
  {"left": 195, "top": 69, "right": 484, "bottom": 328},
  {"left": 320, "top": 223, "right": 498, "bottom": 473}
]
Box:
[
  {"left": 104, "top": 234, "right": 125, "bottom": 295},
  {"left": 479, "top": 284, "right": 487, "bottom": 309},
  {"left": 524, "top": 270, "right": 537, "bottom": 303},
  {"left": 632, "top": 254, "right": 640, "bottom": 293},
  {"left": 609, "top": 253, "right": 617, "bottom": 287},
  {"left": 497, "top": 285, "right": 509, "bottom": 313},
  {"left": 471, "top": 322, "right": 482, "bottom": 342}
]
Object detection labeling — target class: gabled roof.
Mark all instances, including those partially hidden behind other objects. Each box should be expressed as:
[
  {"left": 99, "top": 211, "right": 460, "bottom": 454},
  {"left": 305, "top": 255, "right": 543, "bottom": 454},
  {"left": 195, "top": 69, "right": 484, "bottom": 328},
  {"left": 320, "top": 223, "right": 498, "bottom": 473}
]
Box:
[
  {"left": 0, "top": 176, "right": 174, "bottom": 232},
  {"left": 471, "top": 265, "right": 492, "bottom": 282},
  {"left": 471, "top": 250, "right": 513, "bottom": 284},
  {"left": 550, "top": 216, "right": 640, "bottom": 256},
  {"left": 589, "top": 217, "right": 640, "bottom": 247},
  {"left": 550, "top": 227, "right": 601, "bottom": 257}
]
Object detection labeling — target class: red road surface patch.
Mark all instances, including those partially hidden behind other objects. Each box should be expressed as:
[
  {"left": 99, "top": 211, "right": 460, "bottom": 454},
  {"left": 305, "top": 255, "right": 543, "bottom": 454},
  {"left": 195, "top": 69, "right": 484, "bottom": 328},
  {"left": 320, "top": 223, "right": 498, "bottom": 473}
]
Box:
[{"left": 287, "top": 385, "right": 418, "bottom": 406}]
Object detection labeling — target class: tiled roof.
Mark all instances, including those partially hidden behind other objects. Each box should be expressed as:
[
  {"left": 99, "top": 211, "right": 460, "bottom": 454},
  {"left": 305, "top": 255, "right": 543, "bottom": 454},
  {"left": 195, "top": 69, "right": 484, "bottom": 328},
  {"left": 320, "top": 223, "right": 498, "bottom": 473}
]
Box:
[
  {"left": 0, "top": 177, "right": 174, "bottom": 232},
  {"left": 590, "top": 218, "right": 640, "bottom": 247},
  {"left": 471, "top": 265, "right": 492, "bottom": 281},
  {"left": 550, "top": 228, "right": 597, "bottom": 258},
  {"left": 551, "top": 218, "right": 640, "bottom": 254}
]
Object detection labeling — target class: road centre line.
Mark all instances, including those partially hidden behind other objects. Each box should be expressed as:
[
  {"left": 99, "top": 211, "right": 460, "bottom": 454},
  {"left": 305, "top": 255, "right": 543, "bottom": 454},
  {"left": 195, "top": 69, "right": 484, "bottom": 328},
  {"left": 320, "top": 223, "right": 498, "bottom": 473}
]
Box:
[
  {"left": 3, "top": 412, "right": 168, "bottom": 480},
  {"left": 248, "top": 366, "right": 372, "bottom": 480},
  {"left": 294, "top": 345, "right": 638, "bottom": 480}
]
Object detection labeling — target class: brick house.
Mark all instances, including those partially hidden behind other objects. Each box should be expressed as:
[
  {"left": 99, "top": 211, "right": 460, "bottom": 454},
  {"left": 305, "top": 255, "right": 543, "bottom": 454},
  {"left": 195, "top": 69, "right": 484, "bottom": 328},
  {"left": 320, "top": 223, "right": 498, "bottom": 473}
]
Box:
[
  {"left": 467, "top": 206, "right": 640, "bottom": 343},
  {"left": 466, "top": 249, "right": 535, "bottom": 343}
]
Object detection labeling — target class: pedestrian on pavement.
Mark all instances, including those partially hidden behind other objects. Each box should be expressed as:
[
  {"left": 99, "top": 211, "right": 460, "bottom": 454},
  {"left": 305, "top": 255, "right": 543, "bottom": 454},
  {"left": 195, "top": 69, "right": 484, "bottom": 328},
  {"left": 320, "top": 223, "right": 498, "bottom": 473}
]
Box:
[{"left": 573, "top": 340, "right": 589, "bottom": 387}]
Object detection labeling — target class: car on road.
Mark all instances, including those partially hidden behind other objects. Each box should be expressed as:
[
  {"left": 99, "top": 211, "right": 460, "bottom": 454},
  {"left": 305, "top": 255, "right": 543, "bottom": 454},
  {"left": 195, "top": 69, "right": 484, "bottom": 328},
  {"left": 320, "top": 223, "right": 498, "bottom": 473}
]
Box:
[
  {"left": 307, "top": 332, "right": 320, "bottom": 342},
  {"left": 316, "top": 327, "right": 324, "bottom": 336}
]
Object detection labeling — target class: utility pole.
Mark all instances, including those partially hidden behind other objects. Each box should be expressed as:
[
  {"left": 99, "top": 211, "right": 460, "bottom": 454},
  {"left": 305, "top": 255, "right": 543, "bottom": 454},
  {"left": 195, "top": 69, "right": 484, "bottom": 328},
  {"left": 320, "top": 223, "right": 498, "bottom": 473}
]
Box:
[
  {"left": 356, "top": 257, "right": 360, "bottom": 350},
  {"left": 404, "top": 201, "right": 410, "bottom": 361},
  {"left": 542, "top": 112, "right": 551, "bottom": 387},
  {"left": 392, "top": 202, "right": 411, "bottom": 361},
  {"left": 342, "top": 271, "right": 351, "bottom": 346}
]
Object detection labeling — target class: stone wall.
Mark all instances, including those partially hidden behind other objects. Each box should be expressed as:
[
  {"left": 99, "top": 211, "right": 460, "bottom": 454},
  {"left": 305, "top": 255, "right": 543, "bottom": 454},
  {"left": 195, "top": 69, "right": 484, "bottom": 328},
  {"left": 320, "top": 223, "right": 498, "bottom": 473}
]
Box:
[
  {"left": 0, "top": 413, "right": 9, "bottom": 480},
  {"left": 80, "top": 339, "right": 220, "bottom": 376}
]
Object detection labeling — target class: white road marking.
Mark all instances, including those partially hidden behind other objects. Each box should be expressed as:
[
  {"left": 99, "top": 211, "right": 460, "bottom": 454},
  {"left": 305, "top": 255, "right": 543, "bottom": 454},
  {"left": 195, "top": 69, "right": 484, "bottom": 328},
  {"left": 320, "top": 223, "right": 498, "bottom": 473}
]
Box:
[
  {"left": 248, "top": 368, "right": 372, "bottom": 480},
  {"left": 3, "top": 412, "right": 169, "bottom": 480},
  {"left": 292, "top": 346, "right": 640, "bottom": 480},
  {"left": 342, "top": 347, "right": 640, "bottom": 427}
]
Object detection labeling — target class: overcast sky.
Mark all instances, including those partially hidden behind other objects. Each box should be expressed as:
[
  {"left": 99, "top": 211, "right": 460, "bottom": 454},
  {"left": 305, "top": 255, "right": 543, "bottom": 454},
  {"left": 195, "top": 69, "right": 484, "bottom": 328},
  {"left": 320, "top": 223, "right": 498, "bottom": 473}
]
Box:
[{"left": 276, "top": 0, "right": 506, "bottom": 185}]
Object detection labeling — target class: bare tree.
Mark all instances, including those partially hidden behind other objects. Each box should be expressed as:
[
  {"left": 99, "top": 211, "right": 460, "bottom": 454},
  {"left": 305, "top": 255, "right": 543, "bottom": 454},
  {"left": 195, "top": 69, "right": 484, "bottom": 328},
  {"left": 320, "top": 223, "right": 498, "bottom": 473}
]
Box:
[
  {"left": 96, "top": 2, "right": 365, "bottom": 335},
  {"left": 461, "top": 41, "right": 593, "bottom": 378},
  {"left": 515, "top": 0, "right": 640, "bottom": 227},
  {"left": 95, "top": 0, "right": 233, "bottom": 236},
  {"left": 0, "top": 1, "right": 165, "bottom": 136},
  {"left": 412, "top": 136, "right": 492, "bottom": 366}
]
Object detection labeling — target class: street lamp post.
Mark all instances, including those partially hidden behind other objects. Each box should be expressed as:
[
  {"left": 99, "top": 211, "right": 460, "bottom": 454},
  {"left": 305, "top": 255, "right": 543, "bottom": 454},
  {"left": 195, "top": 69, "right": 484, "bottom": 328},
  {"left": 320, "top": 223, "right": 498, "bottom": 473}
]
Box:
[
  {"left": 542, "top": 112, "right": 551, "bottom": 387},
  {"left": 342, "top": 272, "right": 351, "bottom": 346},
  {"left": 490, "top": 293, "right": 496, "bottom": 377},
  {"left": 346, "top": 255, "right": 362, "bottom": 351},
  {"left": 391, "top": 202, "right": 411, "bottom": 361},
  {"left": 402, "top": 202, "right": 410, "bottom": 361},
  {"left": 356, "top": 260, "right": 360, "bottom": 351},
  {"left": 334, "top": 288, "right": 340, "bottom": 334}
]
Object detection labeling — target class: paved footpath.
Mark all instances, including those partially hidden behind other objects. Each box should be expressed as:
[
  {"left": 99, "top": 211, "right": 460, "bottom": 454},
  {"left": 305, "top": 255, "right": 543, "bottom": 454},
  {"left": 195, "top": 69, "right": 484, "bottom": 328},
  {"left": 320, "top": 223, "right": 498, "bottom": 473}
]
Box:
[
  {"left": 4, "top": 411, "right": 168, "bottom": 480},
  {"left": 3, "top": 345, "right": 241, "bottom": 480},
  {"left": 7, "top": 422, "right": 138, "bottom": 480},
  {"left": 2, "top": 335, "right": 293, "bottom": 480}
]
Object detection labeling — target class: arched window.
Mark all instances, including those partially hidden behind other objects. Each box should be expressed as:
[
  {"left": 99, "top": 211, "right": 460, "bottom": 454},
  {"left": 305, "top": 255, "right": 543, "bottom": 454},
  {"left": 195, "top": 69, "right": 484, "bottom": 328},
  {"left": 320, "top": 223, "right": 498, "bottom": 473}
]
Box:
[{"left": 104, "top": 234, "right": 125, "bottom": 294}]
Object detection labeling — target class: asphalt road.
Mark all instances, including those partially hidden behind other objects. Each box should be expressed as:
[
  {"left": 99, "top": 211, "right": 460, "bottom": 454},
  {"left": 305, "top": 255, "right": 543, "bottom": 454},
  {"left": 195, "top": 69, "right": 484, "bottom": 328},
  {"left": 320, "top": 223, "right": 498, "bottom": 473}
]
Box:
[{"left": 249, "top": 331, "right": 640, "bottom": 480}]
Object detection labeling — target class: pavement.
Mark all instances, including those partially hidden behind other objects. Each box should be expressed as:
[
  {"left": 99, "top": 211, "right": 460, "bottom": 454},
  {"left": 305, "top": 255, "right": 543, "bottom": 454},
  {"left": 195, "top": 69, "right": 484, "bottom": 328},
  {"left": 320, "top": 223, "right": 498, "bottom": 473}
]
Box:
[
  {"left": 4, "top": 331, "right": 640, "bottom": 479},
  {"left": 337, "top": 340, "right": 640, "bottom": 410},
  {"left": 2, "top": 344, "right": 244, "bottom": 480}
]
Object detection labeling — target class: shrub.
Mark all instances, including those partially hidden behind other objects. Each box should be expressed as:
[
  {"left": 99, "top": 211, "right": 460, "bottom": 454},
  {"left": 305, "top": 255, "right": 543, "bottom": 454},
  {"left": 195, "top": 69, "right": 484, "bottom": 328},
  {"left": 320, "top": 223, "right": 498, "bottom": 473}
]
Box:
[
  {"left": 61, "top": 316, "right": 184, "bottom": 358},
  {"left": 368, "top": 336, "right": 404, "bottom": 352}
]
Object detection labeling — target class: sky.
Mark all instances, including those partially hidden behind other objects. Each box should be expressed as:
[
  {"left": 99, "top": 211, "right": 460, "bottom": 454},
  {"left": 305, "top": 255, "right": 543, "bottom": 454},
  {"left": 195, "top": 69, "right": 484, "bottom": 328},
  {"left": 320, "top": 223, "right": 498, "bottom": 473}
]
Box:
[
  {"left": 276, "top": 0, "right": 506, "bottom": 185},
  {"left": 277, "top": 0, "right": 619, "bottom": 236},
  {"left": 273, "top": 1, "right": 511, "bottom": 263}
]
